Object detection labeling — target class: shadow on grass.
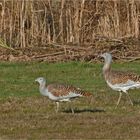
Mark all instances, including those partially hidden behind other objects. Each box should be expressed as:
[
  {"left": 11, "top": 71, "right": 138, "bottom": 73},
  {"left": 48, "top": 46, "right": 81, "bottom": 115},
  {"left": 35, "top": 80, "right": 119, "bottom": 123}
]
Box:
[{"left": 63, "top": 108, "right": 105, "bottom": 113}]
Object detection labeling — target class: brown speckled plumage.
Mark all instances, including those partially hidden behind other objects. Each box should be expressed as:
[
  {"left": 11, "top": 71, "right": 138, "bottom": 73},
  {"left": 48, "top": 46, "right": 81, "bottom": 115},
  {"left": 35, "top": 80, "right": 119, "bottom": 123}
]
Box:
[
  {"left": 47, "top": 84, "right": 92, "bottom": 97},
  {"left": 104, "top": 70, "right": 140, "bottom": 85}
]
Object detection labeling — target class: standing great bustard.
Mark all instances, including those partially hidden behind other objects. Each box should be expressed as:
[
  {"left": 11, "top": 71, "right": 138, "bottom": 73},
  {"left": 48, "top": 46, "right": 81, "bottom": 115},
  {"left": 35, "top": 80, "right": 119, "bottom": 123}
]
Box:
[
  {"left": 100, "top": 52, "right": 140, "bottom": 107},
  {"left": 35, "top": 77, "right": 92, "bottom": 113}
]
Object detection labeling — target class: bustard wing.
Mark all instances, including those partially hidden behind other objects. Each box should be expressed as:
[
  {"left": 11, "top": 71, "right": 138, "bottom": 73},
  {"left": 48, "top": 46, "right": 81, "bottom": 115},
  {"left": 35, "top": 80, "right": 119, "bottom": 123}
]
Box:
[
  {"left": 108, "top": 70, "right": 140, "bottom": 85},
  {"left": 47, "top": 84, "right": 92, "bottom": 98}
]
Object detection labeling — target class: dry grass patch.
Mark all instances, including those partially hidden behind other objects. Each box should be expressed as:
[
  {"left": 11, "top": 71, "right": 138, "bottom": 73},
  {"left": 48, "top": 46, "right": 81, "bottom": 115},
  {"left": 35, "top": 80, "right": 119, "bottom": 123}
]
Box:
[{"left": 0, "top": 96, "right": 140, "bottom": 139}]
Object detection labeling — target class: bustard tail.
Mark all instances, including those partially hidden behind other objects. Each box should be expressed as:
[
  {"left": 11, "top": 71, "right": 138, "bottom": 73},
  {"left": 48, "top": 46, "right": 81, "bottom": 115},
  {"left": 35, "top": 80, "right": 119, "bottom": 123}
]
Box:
[{"left": 75, "top": 88, "right": 92, "bottom": 97}]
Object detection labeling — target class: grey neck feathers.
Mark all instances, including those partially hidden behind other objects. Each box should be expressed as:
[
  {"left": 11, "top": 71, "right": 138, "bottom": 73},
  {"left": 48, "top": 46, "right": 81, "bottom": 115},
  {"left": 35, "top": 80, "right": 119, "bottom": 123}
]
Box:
[
  {"left": 39, "top": 80, "right": 46, "bottom": 90},
  {"left": 103, "top": 55, "right": 112, "bottom": 74},
  {"left": 39, "top": 80, "right": 49, "bottom": 96},
  {"left": 39, "top": 81, "right": 57, "bottom": 99}
]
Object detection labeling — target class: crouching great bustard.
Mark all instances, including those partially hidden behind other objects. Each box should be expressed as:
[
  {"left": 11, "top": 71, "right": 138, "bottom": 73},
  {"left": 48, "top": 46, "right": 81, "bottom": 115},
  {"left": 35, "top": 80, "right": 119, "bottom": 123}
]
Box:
[
  {"left": 35, "top": 77, "right": 92, "bottom": 113},
  {"left": 101, "top": 52, "right": 140, "bottom": 107}
]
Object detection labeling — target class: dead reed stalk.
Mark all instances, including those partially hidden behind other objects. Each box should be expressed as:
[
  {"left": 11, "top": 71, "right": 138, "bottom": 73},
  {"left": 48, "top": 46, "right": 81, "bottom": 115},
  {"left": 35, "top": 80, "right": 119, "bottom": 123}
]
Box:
[{"left": 0, "top": 0, "right": 139, "bottom": 49}]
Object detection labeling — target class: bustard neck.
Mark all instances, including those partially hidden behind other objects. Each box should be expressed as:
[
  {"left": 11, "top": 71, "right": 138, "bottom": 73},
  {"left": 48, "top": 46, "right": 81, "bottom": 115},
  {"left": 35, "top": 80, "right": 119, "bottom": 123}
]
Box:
[
  {"left": 39, "top": 80, "right": 46, "bottom": 90},
  {"left": 103, "top": 57, "right": 112, "bottom": 75},
  {"left": 39, "top": 80, "right": 49, "bottom": 96}
]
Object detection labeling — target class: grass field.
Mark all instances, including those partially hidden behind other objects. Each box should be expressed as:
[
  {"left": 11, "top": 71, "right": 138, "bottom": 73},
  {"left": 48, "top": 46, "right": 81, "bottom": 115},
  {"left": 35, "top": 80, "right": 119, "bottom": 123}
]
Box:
[{"left": 0, "top": 61, "right": 140, "bottom": 139}]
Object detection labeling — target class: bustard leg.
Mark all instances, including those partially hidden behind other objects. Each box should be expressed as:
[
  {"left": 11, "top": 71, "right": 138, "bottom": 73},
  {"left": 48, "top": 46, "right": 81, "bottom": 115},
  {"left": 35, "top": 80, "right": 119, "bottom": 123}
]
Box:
[
  {"left": 69, "top": 101, "right": 74, "bottom": 114},
  {"left": 116, "top": 92, "right": 122, "bottom": 108},
  {"left": 55, "top": 102, "right": 60, "bottom": 113},
  {"left": 125, "top": 91, "right": 133, "bottom": 106}
]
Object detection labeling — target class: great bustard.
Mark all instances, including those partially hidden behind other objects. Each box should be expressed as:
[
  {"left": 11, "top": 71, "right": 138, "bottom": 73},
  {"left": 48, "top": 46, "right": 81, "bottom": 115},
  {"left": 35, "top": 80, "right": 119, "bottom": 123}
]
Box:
[
  {"left": 100, "top": 52, "right": 140, "bottom": 107},
  {"left": 35, "top": 77, "right": 92, "bottom": 113}
]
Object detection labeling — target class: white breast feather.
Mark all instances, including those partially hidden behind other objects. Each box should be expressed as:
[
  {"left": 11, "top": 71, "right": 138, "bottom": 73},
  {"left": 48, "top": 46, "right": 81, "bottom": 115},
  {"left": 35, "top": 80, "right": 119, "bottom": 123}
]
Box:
[
  {"left": 107, "top": 80, "right": 140, "bottom": 92},
  {"left": 58, "top": 92, "right": 82, "bottom": 102},
  {"left": 40, "top": 88, "right": 58, "bottom": 100}
]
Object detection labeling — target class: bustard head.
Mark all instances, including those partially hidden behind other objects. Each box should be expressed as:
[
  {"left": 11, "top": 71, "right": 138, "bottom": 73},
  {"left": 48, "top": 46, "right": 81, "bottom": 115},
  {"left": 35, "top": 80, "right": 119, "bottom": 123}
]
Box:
[
  {"left": 100, "top": 52, "right": 112, "bottom": 63},
  {"left": 35, "top": 77, "right": 46, "bottom": 85}
]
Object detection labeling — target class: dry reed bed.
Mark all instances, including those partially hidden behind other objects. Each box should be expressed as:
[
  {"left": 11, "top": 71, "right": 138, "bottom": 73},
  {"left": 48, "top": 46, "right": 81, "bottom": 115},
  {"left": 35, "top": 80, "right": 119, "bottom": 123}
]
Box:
[{"left": 0, "top": 0, "right": 139, "bottom": 49}]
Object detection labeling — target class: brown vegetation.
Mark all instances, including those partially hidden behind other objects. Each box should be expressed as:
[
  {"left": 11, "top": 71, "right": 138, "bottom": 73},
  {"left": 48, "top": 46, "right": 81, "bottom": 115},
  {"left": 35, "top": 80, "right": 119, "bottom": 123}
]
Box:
[
  {"left": 1, "top": 96, "right": 140, "bottom": 139},
  {"left": 0, "top": 0, "right": 139, "bottom": 48},
  {"left": 0, "top": 0, "right": 139, "bottom": 62}
]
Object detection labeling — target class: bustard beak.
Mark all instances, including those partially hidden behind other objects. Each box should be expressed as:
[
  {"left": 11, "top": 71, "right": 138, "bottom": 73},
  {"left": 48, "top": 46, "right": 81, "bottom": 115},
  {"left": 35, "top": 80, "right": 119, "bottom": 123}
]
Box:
[{"left": 35, "top": 79, "right": 38, "bottom": 83}]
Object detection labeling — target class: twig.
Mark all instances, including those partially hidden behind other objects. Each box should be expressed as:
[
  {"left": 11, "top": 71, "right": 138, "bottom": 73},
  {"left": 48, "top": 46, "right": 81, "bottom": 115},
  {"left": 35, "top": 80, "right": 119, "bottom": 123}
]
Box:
[{"left": 32, "top": 51, "right": 64, "bottom": 58}]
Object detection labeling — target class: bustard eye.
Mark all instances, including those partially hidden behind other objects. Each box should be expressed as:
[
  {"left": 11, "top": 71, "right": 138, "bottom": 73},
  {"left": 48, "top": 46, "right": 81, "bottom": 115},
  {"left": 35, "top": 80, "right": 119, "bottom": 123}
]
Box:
[{"left": 40, "top": 78, "right": 43, "bottom": 81}]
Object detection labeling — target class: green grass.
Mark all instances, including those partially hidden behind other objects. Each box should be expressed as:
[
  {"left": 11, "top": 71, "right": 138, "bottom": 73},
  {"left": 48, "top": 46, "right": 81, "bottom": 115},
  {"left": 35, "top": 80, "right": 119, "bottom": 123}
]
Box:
[{"left": 0, "top": 61, "right": 140, "bottom": 139}]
